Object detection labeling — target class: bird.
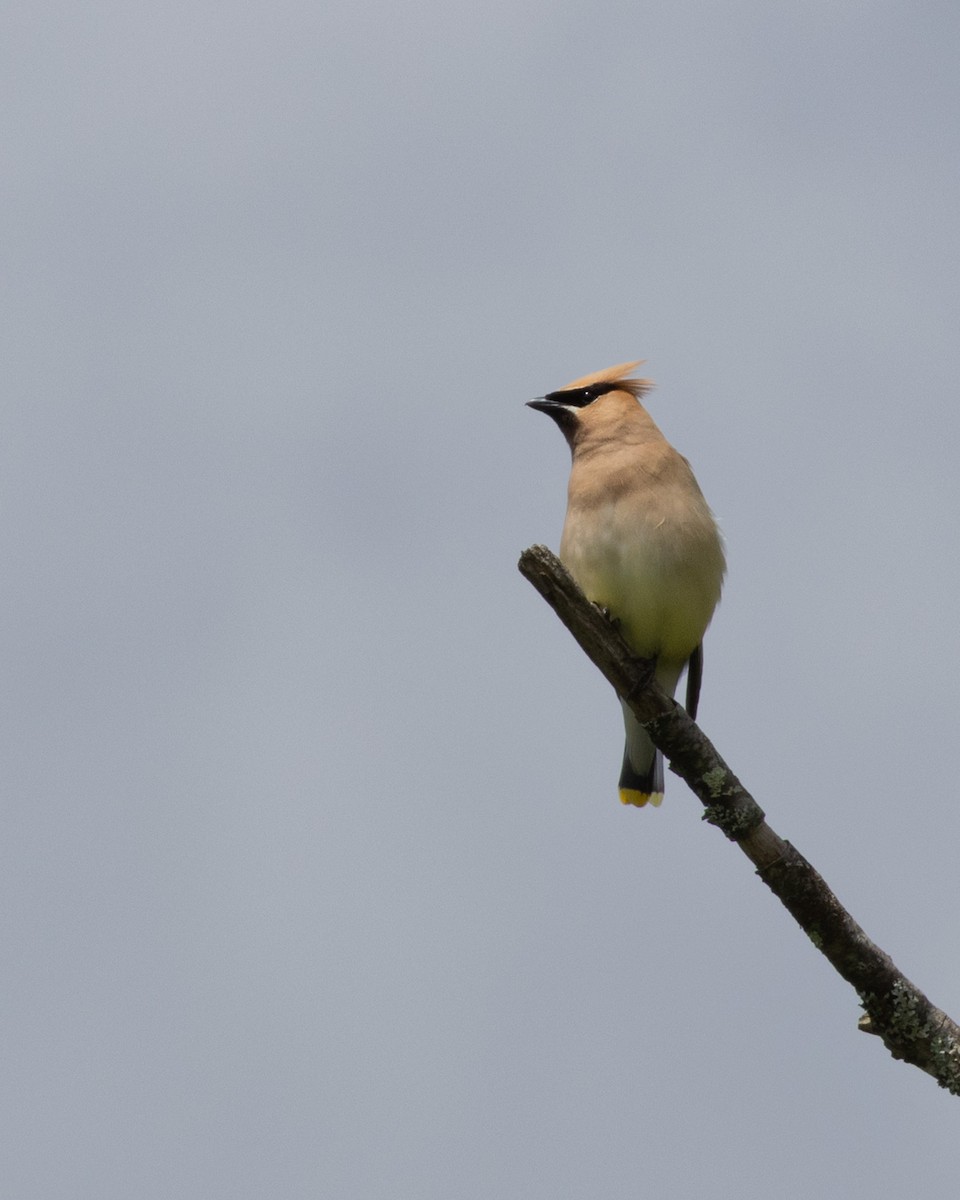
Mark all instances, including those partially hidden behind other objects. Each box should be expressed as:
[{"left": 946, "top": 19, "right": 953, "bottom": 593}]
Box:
[{"left": 527, "top": 360, "right": 725, "bottom": 807}]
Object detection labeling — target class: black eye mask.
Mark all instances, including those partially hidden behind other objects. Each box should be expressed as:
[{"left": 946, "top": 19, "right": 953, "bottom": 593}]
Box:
[{"left": 540, "top": 381, "right": 621, "bottom": 407}]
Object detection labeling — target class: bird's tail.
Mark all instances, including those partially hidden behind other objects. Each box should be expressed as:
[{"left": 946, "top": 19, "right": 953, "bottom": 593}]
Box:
[
  {"left": 618, "top": 742, "right": 664, "bottom": 808},
  {"left": 618, "top": 700, "right": 664, "bottom": 807},
  {"left": 617, "top": 652, "right": 689, "bottom": 807}
]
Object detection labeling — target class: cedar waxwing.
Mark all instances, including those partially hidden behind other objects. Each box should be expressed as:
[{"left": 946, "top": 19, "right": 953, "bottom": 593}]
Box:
[{"left": 528, "top": 361, "right": 725, "bottom": 807}]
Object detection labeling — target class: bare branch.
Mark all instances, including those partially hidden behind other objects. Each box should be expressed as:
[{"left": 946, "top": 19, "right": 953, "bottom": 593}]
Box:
[{"left": 519, "top": 543, "right": 960, "bottom": 1095}]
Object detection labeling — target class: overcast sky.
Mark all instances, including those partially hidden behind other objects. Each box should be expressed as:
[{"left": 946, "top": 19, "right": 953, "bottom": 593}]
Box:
[{"left": 4, "top": 2, "right": 960, "bottom": 1196}]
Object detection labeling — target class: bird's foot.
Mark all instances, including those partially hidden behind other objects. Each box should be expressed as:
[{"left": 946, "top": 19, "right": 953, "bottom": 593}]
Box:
[{"left": 596, "top": 604, "right": 620, "bottom": 631}]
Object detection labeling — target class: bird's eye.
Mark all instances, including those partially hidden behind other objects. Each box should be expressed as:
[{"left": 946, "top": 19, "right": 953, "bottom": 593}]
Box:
[{"left": 542, "top": 381, "right": 618, "bottom": 407}]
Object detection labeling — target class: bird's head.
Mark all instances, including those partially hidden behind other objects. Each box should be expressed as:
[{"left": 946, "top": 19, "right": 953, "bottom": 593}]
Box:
[{"left": 527, "top": 360, "right": 653, "bottom": 449}]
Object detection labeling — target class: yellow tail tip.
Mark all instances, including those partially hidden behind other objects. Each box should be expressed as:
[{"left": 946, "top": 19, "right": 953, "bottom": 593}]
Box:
[{"left": 619, "top": 789, "right": 663, "bottom": 808}]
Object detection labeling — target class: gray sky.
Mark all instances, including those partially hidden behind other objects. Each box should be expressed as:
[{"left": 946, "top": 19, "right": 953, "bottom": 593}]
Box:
[{"left": 4, "top": 1, "right": 960, "bottom": 1196}]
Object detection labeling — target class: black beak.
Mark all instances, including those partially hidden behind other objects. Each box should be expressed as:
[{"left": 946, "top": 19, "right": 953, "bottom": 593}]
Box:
[{"left": 526, "top": 397, "right": 563, "bottom": 414}]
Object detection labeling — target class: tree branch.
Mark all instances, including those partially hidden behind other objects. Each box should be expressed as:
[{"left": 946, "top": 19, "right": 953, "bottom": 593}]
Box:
[{"left": 518, "top": 543, "right": 960, "bottom": 1095}]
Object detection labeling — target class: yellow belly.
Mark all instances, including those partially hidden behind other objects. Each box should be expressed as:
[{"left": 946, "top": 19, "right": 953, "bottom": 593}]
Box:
[{"left": 560, "top": 504, "right": 723, "bottom": 664}]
